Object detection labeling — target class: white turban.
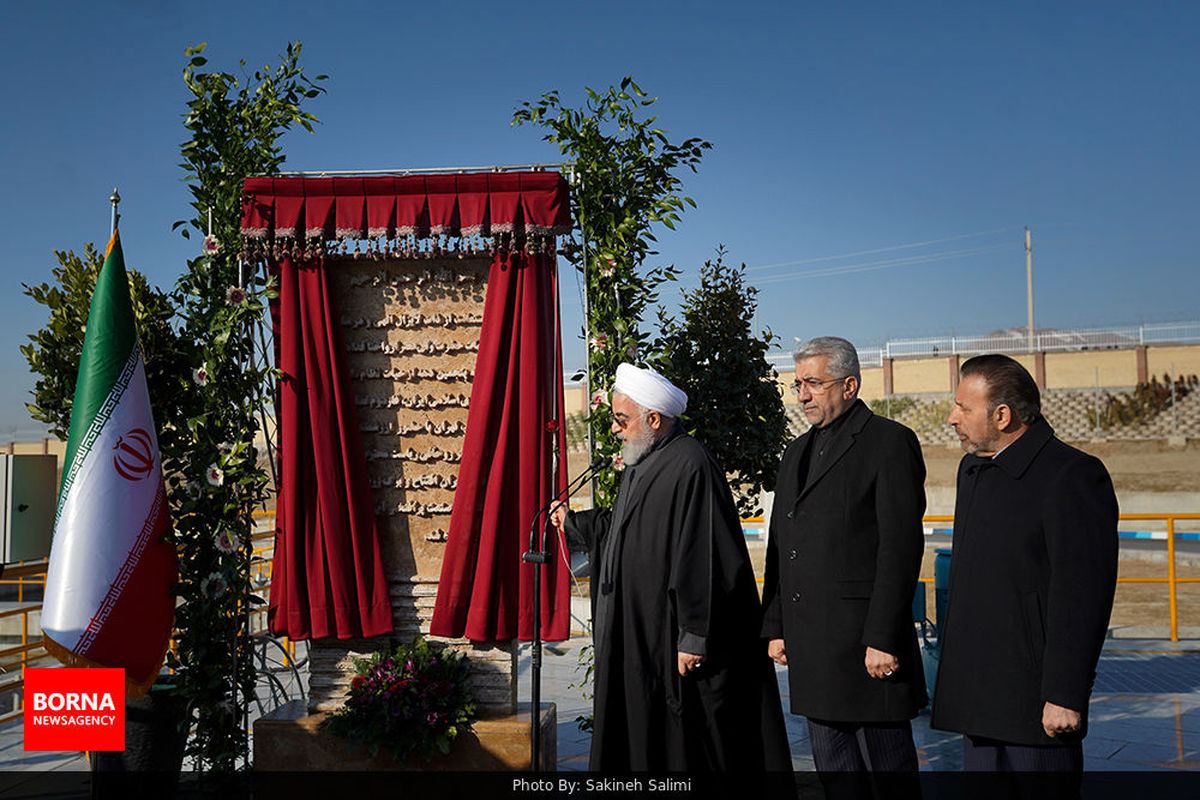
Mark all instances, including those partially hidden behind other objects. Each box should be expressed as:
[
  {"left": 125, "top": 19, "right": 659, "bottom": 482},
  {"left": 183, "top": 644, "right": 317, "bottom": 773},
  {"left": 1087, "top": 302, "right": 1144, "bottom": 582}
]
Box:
[{"left": 613, "top": 363, "right": 688, "bottom": 418}]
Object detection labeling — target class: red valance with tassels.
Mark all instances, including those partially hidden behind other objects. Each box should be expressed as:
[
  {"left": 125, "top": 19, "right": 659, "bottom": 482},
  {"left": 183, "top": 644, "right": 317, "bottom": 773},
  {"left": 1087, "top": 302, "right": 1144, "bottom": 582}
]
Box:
[{"left": 240, "top": 172, "right": 571, "bottom": 247}]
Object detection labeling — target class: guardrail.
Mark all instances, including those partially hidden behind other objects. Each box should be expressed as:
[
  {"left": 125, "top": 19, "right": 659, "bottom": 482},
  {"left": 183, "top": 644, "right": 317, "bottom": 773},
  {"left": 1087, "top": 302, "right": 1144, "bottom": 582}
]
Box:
[
  {"left": 767, "top": 320, "right": 1200, "bottom": 369},
  {"left": 5, "top": 510, "right": 1199, "bottom": 726},
  {"left": 916, "top": 513, "right": 1200, "bottom": 642},
  {"left": 0, "top": 514, "right": 285, "bottom": 725},
  {"left": 1116, "top": 514, "right": 1200, "bottom": 642},
  {"left": 0, "top": 559, "right": 50, "bottom": 725},
  {"left": 588, "top": 513, "right": 1200, "bottom": 642}
]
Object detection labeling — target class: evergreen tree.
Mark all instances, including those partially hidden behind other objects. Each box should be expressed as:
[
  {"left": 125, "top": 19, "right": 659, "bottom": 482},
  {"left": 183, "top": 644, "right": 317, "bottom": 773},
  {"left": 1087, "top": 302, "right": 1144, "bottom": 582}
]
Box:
[
  {"left": 657, "top": 247, "right": 788, "bottom": 517},
  {"left": 22, "top": 244, "right": 190, "bottom": 440}
]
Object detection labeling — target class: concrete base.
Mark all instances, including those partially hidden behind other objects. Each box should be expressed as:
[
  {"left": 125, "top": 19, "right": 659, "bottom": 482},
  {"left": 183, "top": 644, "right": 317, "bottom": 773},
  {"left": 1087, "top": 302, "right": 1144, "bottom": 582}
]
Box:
[{"left": 253, "top": 700, "right": 556, "bottom": 771}]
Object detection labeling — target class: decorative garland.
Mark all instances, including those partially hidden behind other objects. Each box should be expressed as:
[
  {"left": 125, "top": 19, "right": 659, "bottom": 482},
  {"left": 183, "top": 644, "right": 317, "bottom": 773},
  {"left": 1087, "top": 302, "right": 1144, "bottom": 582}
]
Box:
[{"left": 243, "top": 232, "right": 558, "bottom": 263}]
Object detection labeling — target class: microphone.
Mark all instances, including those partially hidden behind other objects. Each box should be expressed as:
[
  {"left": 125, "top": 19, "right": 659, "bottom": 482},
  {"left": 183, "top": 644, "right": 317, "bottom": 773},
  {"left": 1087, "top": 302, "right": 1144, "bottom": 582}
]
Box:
[{"left": 524, "top": 454, "right": 611, "bottom": 562}]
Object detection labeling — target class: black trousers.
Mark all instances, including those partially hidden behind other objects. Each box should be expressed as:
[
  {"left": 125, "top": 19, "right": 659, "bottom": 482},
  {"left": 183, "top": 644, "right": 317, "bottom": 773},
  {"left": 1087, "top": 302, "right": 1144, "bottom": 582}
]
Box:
[
  {"left": 961, "top": 735, "right": 1082, "bottom": 800},
  {"left": 962, "top": 734, "right": 1082, "bottom": 771},
  {"left": 806, "top": 717, "right": 919, "bottom": 772},
  {"left": 807, "top": 718, "right": 920, "bottom": 800}
]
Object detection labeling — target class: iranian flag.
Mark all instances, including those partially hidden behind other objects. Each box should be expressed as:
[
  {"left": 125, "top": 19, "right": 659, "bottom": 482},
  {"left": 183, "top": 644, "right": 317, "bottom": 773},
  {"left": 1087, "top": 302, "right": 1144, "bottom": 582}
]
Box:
[{"left": 41, "top": 230, "right": 177, "bottom": 697}]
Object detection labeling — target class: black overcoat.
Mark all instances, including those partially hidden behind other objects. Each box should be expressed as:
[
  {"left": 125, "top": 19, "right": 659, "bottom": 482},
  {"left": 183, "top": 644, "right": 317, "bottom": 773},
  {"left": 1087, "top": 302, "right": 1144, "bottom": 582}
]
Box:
[
  {"left": 931, "top": 418, "right": 1118, "bottom": 746},
  {"left": 761, "top": 399, "right": 928, "bottom": 722},
  {"left": 564, "top": 426, "right": 791, "bottom": 773}
]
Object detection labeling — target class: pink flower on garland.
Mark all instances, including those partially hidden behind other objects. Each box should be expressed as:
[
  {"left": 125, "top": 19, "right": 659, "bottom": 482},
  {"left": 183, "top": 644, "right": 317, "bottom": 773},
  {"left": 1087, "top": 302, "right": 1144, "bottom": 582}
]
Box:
[
  {"left": 591, "top": 390, "right": 608, "bottom": 409},
  {"left": 612, "top": 454, "right": 626, "bottom": 471},
  {"left": 225, "top": 285, "right": 247, "bottom": 306},
  {"left": 202, "top": 235, "right": 221, "bottom": 256},
  {"left": 214, "top": 529, "right": 239, "bottom": 554},
  {"left": 589, "top": 333, "right": 608, "bottom": 351},
  {"left": 192, "top": 365, "right": 209, "bottom": 386},
  {"left": 205, "top": 463, "right": 225, "bottom": 487}
]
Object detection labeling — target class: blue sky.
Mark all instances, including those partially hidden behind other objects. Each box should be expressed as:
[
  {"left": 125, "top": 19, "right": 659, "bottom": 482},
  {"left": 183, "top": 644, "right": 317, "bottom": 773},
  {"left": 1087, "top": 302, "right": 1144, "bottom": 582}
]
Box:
[{"left": 2, "top": 2, "right": 1197, "bottom": 437}]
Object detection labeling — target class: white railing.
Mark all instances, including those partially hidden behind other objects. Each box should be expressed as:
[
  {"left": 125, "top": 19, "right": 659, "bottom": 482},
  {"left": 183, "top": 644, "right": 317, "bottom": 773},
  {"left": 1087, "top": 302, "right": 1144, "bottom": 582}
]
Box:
[{"left": 767, "top": 321, "right": 1200, "bottom": 369}]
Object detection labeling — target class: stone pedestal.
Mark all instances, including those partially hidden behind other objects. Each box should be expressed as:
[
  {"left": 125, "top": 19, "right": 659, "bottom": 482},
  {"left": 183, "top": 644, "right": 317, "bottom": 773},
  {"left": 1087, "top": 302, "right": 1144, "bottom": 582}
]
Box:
[{"left": 253, "top": 700, "right": 556, "bottom": 772}]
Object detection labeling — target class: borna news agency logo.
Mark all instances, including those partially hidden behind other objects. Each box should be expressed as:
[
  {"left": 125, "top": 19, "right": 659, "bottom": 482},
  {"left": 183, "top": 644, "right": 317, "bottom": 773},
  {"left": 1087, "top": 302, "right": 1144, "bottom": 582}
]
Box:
[{"left": 24, "top": 668, "right": 125, "bottom": 751}]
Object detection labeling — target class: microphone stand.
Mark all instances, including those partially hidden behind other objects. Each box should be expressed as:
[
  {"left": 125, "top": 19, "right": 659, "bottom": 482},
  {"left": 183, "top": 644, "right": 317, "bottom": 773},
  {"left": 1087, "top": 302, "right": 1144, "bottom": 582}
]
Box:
[{"left": 522, "top": 457, "right": 607, "bottom": 772}]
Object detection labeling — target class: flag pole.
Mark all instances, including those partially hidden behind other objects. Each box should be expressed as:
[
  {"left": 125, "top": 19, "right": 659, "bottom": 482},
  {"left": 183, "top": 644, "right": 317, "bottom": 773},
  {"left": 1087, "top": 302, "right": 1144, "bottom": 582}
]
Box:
[{"left": 109, "top": 188, "right": 121, "bottom": 235}]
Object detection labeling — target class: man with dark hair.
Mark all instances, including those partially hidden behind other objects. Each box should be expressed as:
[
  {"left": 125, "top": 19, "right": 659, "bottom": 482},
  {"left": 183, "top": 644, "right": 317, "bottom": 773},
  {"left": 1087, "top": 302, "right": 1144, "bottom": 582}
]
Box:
[
  {"left": 933, "top": 353, "right": 1119, "bottom": 776},
  {"left": 763, "top": 336, "right": 928, "bottom": 786}
]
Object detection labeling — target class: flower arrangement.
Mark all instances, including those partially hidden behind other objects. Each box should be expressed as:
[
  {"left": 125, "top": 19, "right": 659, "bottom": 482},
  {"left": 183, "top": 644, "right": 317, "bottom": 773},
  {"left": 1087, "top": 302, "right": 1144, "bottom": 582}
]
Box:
[{"left": 321, "top": 636, "right": 478, "bottom": 762}]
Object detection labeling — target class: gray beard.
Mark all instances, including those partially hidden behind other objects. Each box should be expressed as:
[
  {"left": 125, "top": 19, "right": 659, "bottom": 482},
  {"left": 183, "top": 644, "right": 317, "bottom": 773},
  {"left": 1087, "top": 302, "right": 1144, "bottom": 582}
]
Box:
[{"left": 621, "top": 429, "right": 656, "bottom": 466}]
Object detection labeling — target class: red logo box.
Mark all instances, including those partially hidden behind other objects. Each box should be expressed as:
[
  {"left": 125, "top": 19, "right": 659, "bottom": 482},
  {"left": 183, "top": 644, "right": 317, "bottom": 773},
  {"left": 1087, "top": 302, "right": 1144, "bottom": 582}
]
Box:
[{"left": 24, "top": 668, "right": 125, "bottom": 751}]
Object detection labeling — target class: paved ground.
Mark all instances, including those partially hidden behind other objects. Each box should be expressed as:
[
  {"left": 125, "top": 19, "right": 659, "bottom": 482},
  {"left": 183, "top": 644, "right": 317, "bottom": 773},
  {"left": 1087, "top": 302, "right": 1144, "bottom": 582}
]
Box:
[
  {"left": 518, "top": 628, "right": 1200, "bottom": 773},
  {"left": 4, "top": 628, "right": 1200, "bottom": 780}
]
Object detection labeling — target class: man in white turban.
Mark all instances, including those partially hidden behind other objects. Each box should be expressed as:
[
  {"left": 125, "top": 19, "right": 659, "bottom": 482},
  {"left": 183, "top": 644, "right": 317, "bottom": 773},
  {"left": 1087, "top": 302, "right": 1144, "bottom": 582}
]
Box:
[{"left": 552, "top": 363, "right": 790, "bottom": 776}]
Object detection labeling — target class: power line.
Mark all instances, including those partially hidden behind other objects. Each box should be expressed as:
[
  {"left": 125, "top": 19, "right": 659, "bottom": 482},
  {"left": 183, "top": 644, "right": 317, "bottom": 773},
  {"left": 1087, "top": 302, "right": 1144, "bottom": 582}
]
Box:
[
  {"left": 745, "top": 227, "right": 1016, "bottom": 274},
  {"left": 751, "top": 243, "right": 1011, "bottom": 285}
]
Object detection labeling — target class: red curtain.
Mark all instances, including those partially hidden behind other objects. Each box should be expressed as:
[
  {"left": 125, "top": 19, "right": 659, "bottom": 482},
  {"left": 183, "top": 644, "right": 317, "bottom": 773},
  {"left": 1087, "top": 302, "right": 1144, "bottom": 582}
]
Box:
[
  {"left": 268, "top": 254, "right": 394, "bottom": 640},
  {"left": 429, "top": 249, "right": 571, "bottom": 642},
  {"left": 247, "top": 171, "right": 572, "bottom": 644}
]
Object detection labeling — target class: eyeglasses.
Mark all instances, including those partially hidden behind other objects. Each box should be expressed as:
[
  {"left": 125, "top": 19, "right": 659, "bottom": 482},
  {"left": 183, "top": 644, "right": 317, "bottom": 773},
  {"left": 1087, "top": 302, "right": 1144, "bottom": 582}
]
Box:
[
  {"left": 792, "top": 375, "right": 849, "bottom": 394},
  {"left": 612, "top": 409, "right": 655, "bottom": 429}
]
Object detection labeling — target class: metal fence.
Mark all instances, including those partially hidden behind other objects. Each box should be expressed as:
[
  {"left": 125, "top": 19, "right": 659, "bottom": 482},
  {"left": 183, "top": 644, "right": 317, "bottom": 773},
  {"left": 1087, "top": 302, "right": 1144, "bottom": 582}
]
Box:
[{"left": 769, "top": 320, "right": 1200, "bottom": 370}]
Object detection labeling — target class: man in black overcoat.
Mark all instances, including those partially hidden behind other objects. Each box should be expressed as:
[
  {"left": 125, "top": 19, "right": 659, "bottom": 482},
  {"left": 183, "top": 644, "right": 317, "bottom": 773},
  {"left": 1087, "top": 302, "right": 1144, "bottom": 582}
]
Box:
[
  {"left": 551, "top": 363, "right": 791, "bottom": 776},
  {"left": 762, "top": 336, "right": 928, "bottom": 781},
  {"left": 932, "top": 354, "right": 1118, "bottom": 774}
]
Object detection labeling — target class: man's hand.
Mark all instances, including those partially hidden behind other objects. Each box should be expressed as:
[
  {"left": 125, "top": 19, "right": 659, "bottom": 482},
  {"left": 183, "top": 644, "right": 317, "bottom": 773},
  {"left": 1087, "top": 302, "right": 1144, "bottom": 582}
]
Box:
[
  {"left": 1042, "top": 701, "right": 1081, "bottom": 737},
  {"left": 768, "top": 638, "right": 787, "bottom": 666},
  {"left": 678, "top": 652, "right": 706, "bottom": 676},
  {"left": 549, "top": 502, "right": 568, "bottom": 530},
  {"left": 864, "top": 646, "right": 899, "bottom": 679}
]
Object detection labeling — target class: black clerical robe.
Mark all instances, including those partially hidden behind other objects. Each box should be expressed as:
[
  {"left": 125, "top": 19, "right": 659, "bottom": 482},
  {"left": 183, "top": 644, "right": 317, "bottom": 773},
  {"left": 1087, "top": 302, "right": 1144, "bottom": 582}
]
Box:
[{"left": 564, "top": 425, "right": 791, "bottom": 773}]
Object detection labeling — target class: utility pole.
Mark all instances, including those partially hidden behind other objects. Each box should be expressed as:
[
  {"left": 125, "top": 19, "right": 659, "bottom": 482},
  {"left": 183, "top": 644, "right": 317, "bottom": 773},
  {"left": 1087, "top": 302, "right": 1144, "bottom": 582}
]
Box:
[{"left": 1025, "top": 226, "right": 1034, "bottom": 353}]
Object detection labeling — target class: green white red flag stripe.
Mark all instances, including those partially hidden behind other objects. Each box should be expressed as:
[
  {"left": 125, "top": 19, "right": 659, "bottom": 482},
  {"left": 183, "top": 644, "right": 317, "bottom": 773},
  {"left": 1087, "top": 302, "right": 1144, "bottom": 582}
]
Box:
[{"left": 41, "top": 231, "right": 177, "bottom": 697}]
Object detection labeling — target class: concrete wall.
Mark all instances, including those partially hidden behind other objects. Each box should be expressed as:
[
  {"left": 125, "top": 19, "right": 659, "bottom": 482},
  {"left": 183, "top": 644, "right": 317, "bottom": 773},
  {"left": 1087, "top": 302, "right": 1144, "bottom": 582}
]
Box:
[
  {"left": 564, "top": 384, "right": 587, "bottom": 415},
  {"left": 1007, "top": 353, "right": 1038, "bottom": 381},
  {"left": 4, "top": 439, "right": 64, "bottom": 458},
  {"left": 893, "top": 357, "right": 951, "bottom": 395},
  {"left": 550, "top": 344, "right": 1200, "bottom": 412},
  {"left": 859, "top": 367, "right": 885, "bottom": 401},
  {"left": 1044, "top": 350, "right": 1136, "bottom": 389},
  {"left": 1147, "top": 346, "right": 1200, "bottom": 381}
]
